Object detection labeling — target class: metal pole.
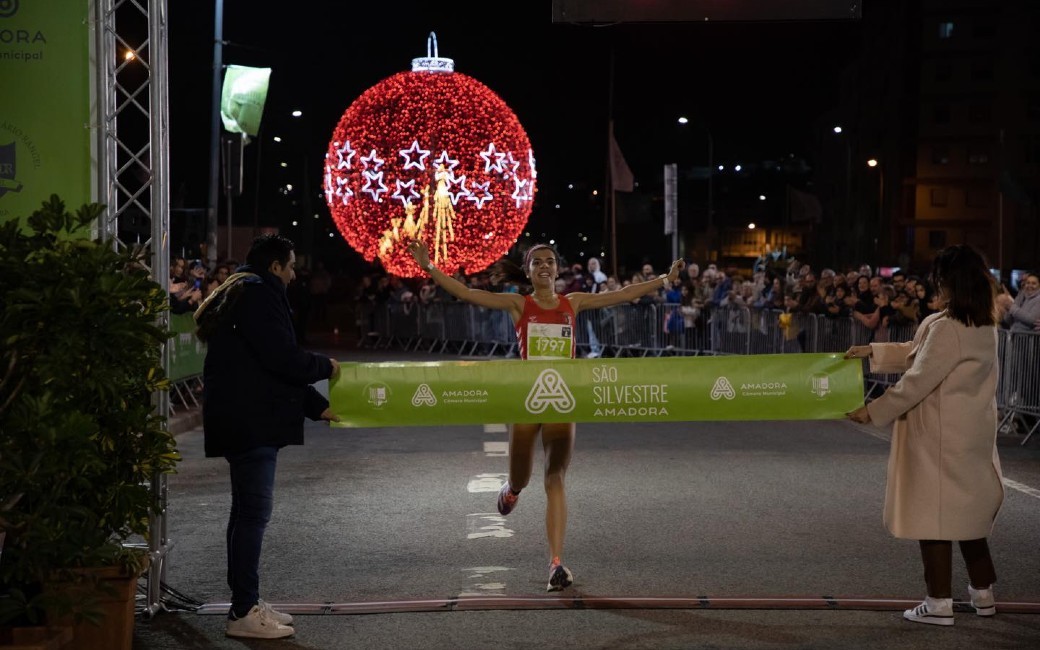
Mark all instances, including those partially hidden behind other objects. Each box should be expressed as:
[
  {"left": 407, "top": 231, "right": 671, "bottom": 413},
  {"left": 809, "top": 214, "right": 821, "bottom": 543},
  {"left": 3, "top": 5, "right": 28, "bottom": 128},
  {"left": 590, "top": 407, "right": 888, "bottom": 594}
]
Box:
[
  {"left": 707, "top": 129, "right": 714, "bottom": 263},
  {"left": 206, "top": 0, "right": 224, "bottom": 268}
]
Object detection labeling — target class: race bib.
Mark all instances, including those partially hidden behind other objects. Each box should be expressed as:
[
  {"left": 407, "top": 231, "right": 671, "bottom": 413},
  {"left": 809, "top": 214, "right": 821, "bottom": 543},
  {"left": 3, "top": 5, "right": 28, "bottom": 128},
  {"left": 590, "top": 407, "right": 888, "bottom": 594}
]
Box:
[{"left": 527, "top": 322, "right": 573, "bottom": 360}]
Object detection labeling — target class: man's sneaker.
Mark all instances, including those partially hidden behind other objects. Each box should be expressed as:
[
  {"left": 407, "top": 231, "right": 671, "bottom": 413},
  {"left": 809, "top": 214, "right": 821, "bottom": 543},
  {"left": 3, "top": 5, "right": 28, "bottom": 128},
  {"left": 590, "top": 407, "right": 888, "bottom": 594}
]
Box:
[
  {"left": 547, "top": 557, "right": 573, "bottom": 592},
  {"left": 497, "top": 482, "right": 519, "bottom": 516},
  {"left": 226, "top": 604, "right": 295, "bottom": 639},
  {"left": 968, "top": 584, "right": 996, "bottom": 616},
  {"left": 258, "top": 598, "right": 294, "bottom": 625},
  {"left": 903, "top": 597, "right": 954, "bottom": 626}
]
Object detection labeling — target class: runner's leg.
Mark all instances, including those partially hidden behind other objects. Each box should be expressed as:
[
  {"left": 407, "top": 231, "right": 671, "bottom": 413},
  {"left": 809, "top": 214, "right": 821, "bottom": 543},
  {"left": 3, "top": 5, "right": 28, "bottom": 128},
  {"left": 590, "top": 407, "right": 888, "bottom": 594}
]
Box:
[{"left": 541, "top": 421, "right": 575, "bottom": 560}]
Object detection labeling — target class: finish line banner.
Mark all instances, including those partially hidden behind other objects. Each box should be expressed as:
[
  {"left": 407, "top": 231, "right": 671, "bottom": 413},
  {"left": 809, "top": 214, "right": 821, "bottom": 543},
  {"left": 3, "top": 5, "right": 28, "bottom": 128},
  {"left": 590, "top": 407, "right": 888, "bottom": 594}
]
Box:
[{"left": 329, "top": 354, "right": 864, "bottom": 428}]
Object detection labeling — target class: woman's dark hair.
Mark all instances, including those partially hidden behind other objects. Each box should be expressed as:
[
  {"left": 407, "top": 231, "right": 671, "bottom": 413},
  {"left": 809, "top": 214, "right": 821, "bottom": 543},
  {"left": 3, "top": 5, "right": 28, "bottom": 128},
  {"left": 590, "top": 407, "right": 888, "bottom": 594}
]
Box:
[
  {"left": 930, "top": 244, "right": 997, "bottom": 326},
  {"left": 246, "top": 233, "right": 295, "bottom": 272},
  {"left": 489, "top": 243, "right": 558, "bottom": 286}
]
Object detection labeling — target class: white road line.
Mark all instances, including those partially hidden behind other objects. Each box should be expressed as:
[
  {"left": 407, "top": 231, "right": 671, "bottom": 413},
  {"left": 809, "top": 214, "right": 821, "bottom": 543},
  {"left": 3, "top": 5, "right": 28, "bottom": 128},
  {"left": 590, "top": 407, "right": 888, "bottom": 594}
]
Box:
[
  {"left": 483, "top": 423, "right": 507, "bottom": 433},
  {"left": 1003, "top": 478, "right": 1040, "bottom": 500},
  {"left": 465, "top": 514, "right": 513, "bottom": 539},
  {"left": 467, "top": 473, "right": 506, "bottom": 493},
  {"left": 484, "top": 441, "right": 508, "bottom": 456},
  {"left": 458, "top": 566, "right": 512, "bottom": 596}
]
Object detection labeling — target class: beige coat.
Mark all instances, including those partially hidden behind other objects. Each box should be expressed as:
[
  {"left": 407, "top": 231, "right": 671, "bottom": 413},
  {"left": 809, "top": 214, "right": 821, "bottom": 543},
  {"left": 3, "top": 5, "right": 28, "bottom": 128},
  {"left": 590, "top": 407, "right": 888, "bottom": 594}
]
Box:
[{"left": 866, "top": 311, "right": 1004, "bottom": 540}]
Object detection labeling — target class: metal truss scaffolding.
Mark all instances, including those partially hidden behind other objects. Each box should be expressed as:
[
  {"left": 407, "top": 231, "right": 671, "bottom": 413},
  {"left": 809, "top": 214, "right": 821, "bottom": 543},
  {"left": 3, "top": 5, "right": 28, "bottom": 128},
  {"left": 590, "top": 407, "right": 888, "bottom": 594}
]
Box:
[{"left": 92, "top": 0, "right": 171, "bottom": 617}]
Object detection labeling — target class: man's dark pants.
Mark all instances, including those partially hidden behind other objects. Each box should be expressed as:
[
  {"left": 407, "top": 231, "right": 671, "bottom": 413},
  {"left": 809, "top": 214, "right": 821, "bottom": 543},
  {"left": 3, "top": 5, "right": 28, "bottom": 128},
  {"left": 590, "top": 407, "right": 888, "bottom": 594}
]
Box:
[{"left": 225, "top": 445, "right": 279, "bottom": 617}]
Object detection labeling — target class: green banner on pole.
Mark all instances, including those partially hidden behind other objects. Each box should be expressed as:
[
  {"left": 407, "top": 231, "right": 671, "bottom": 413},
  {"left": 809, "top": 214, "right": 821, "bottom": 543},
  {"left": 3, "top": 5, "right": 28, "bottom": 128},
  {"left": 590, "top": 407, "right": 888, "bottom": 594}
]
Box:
[
  {"left": 0, "top": 0, "right": 92, "bottom": 226},
  {"left": 330, "top": 354, "right": 864, "bottom": 428},
  {"left": 220, "top": 65, "right": 271, "bottom": 137}
]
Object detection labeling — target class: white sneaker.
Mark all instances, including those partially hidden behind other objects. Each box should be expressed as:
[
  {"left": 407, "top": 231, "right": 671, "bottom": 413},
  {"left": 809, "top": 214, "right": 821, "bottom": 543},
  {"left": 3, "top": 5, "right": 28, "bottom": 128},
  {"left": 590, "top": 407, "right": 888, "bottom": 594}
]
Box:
[
  {"left": 259, "top": 598, "right": 294, "bottom": 625},
  {"left": 903, "top": 597, "right": 954, "bottom": 626},
  {"left": 226, "top": 604, "right": 295, "bottom": 639},
  {"left": 968, "top": 584, "right": 996, "bottom": 617}
]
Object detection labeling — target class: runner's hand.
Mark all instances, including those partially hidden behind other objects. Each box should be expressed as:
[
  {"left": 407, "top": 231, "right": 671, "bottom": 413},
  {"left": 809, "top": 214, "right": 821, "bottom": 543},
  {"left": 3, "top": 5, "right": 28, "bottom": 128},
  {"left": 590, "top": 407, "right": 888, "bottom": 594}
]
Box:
[{"left": 408, "top": 241, "right": 431, "bottom": 271}]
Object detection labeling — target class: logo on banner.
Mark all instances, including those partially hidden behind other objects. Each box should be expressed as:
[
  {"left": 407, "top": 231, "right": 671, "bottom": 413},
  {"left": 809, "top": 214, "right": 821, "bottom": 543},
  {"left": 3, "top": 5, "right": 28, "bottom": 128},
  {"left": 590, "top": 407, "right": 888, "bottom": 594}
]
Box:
[
  {"left": 525, "top": 369, "right": 575, "bottom": 414},
  {"left": 0, "top": 142, "right": 24, "bottom": 199},
  {"left": 710, "top": 377, "right": 736, "bottom": 400},
  {"left": 810, "top": 373, "right": 830, "bottom": 398},
  {"left": 364, "top": 383, "right": 391, "bottom": 408},
  {"left": 0, "top": 1, "right": 19, "bottom": 19},
  {"left": 411, "top": 383, "right": 437, "bottom": 406}
]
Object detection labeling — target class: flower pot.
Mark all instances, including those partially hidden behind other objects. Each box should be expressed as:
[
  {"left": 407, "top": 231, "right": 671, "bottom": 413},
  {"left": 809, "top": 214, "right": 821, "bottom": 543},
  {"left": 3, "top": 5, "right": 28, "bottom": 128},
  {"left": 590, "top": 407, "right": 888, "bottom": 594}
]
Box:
[
  {"left": 0, "top": 625, "right": 73, "bottom": 649},
  {"left": 44, "top": 565, "right": 141, "bottom": 650}
]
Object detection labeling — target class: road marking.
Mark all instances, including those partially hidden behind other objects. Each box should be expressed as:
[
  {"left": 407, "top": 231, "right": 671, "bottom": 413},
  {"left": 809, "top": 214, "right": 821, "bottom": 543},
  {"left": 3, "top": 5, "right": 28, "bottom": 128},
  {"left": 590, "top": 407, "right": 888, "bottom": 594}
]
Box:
[
  {"left": 458, "top": 566, "right": 512, "bottom": 596},
  {"left": 467, "top": 473, "right": 506, "bottom": 493},
  {"left": 1003, "top": 477, "right": 1040, "bottom": 500},
  {"left": 484, "top": 424, "right": 507, "bottom": 433},
  {"left": 484, "top": 441, "right": 508, "bottom": 456},
  {"left": 465, "top": 514, "right": 512, "bottom": 539}
]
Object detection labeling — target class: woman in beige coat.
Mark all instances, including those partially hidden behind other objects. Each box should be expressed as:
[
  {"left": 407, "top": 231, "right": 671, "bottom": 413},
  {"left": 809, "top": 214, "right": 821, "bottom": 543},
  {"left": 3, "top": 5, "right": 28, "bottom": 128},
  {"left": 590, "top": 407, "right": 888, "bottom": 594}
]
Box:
[{"left": 846, "top": 244, "right": 1004, "bottom": 627}]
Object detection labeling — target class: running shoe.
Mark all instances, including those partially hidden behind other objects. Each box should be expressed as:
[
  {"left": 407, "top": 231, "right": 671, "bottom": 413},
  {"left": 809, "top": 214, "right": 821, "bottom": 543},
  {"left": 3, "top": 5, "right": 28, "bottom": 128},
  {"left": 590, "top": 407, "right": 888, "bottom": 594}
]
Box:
[
  {"left": 497, "top": 482, "right": 519, "bottom": 516},
  {"left": 547, "top": 557, "right": 573, "bottom": 592},
  {"left": 903, "top": 597, "right": 954, "bottom": 626}
]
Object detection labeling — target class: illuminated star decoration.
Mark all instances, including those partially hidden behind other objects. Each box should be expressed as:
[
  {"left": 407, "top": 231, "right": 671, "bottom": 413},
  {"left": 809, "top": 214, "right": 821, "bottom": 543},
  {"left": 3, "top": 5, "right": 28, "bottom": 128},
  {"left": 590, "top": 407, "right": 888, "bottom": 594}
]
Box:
[
  {"left": 399, "top": 140, "right": 431, "bottom": 170},
  {"left": 335, "top": 141, "right": 356, "bottom": 170},
  {"left": 391, "top": 178, "right": 421, "bottom": 206},
  {"left": 479, "top": 143, "right": 507, "bottom": 174}
]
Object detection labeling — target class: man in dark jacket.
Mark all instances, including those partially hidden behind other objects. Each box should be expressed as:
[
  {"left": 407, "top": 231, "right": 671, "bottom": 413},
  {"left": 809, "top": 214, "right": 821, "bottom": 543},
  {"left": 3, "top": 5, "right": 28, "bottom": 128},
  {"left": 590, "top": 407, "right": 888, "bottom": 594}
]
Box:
[{"left": 199, "top": 233, "right": 339, "bottom": 639}]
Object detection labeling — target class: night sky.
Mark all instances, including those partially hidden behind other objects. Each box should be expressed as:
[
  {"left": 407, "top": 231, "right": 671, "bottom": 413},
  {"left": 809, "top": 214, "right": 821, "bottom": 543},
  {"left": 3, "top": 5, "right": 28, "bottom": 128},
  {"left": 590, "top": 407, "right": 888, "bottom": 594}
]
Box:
[{"left": 167, "top": 2, "right": 862, "bottom": 270}]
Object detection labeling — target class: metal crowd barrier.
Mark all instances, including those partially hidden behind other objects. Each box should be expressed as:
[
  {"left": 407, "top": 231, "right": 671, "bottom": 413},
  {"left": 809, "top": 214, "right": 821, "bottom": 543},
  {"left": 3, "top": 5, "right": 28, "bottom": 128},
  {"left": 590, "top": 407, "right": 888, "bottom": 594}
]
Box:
[
  {"left": 998, "top": 330, "right": 1040, "bottom": 445},
  {"left": 354, "top": 300, "right": 1037, "bottom": 444}
]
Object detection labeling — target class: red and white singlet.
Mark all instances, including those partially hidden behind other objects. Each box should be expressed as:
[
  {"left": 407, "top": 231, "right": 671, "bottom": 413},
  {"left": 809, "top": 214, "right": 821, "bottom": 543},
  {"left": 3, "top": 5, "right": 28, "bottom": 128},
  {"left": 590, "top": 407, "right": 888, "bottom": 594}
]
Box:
[{"left": 515, "top": 294, "right": 576, "bottom": 361}]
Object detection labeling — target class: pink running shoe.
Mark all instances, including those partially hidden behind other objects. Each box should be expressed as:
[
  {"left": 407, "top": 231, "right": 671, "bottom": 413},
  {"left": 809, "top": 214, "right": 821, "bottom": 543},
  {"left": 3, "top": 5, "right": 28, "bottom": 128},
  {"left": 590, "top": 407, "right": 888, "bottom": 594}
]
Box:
[
  {"left": 497, "top": 482, "right": 519, "bottom": 516},
  {"left": 547, "top": 557, "right": 573, "bottom": 592}
]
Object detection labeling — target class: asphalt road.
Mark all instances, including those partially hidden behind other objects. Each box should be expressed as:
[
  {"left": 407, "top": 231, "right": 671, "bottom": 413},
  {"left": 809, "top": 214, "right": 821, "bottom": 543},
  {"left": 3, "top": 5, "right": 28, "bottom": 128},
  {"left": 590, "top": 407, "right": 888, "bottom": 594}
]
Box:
[{"left": 133, "top": 349, "right": 1040, "bottom": 649}]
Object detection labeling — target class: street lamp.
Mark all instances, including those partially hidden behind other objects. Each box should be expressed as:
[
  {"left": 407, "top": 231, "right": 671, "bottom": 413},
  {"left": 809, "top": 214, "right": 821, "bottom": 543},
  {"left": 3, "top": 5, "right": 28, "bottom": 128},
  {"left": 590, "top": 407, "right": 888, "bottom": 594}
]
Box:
[
  {"left": 867, "top": 158, "right": 883, "bottom": 258},
  {"left": 677, "top": 115, "right": 714, "bottom": 262}
]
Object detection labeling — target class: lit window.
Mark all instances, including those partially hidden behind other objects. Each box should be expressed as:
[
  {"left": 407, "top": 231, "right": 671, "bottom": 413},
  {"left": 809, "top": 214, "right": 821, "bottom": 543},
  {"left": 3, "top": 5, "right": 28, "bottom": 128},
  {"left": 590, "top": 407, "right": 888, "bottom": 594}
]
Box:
[{"left": 939, "top": 22, "right": 954, "bottom": 39}]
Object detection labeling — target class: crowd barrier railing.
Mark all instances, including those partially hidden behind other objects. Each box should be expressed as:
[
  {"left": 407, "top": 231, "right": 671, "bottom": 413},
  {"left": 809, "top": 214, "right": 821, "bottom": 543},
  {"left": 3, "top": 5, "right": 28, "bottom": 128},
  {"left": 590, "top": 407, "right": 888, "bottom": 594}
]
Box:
[
  {"left": 353, "top": 299, "right": 1036, "bottom": 444},
  {"left": 168, "top": 312, "right": 206, "bottom": 414},
  {"left": 998, "top": 329, "right": 1040, "bottom": 445}
]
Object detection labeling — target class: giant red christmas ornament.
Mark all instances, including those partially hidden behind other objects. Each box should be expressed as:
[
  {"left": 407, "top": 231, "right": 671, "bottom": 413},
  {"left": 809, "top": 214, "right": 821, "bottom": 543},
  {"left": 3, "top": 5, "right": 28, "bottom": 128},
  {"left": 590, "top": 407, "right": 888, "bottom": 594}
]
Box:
[{"left": 324, "top": 34, "right": 536, "bottom": 277}]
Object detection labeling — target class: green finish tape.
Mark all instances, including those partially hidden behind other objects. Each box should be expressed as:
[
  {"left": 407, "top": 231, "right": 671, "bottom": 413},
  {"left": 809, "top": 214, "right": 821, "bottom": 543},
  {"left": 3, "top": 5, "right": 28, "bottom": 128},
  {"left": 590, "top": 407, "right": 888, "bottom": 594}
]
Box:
[{"left": 330, "top": 354, "right": 864, "bottom": 428}]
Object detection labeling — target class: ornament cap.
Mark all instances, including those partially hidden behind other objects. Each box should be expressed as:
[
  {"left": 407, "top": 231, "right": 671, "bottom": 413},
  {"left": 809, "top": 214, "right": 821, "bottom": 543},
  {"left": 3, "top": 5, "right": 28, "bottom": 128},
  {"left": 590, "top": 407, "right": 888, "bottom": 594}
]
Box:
[{"left": 411, "top": 31, "right": 454, "bottom": 73}]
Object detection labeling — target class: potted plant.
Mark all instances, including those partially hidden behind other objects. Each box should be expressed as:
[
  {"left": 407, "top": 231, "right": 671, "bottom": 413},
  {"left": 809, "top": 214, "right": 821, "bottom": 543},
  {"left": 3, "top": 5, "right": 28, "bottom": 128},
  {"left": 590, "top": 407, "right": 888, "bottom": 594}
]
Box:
[{"left": 0, "top": 195, "right": 180, "bottom": 647}]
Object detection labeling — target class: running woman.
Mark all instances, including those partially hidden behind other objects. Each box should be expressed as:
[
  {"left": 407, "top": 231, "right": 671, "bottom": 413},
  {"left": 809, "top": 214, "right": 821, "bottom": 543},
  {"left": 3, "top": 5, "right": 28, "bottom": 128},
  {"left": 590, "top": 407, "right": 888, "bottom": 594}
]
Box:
[{"left": 408, "top": 240, "right": 685, "bottom": 591}]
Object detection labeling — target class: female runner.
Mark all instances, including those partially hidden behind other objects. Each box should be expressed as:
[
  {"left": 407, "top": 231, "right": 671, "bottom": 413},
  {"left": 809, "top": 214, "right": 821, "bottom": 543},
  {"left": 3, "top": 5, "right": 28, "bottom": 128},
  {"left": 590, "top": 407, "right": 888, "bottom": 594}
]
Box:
[{"left": 408, "top": 240, "right": 684, "bottom": 590}]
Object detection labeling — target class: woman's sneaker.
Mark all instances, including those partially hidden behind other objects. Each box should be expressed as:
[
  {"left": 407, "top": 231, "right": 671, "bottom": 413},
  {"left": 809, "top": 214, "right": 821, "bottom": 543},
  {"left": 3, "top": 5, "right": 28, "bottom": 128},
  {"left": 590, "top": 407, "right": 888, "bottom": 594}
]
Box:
[
  {"left": 497, "top": 482, "right": 519, "bottom": 516},
  {"left": 258, "top": 598, "right": 294, "bottom": 625},
  {"left": 903, "top": 597, "right": 954, "bottom": 626},
  {"left": 968, "top": 584, "right": 996, "bottom": 616},
  {"left": 547, "top": 557, "right": 573, "bottom": 592},
  {"left": 226, "top": 604, "right": 295, "bottom": 639}
]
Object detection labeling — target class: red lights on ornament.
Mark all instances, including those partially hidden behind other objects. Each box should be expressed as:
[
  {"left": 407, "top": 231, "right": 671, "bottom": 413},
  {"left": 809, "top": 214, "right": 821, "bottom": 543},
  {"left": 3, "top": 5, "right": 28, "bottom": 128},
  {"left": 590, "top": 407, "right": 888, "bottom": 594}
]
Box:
[{"left": 324, "top": 33, "right": 536, "bottom": 277}]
